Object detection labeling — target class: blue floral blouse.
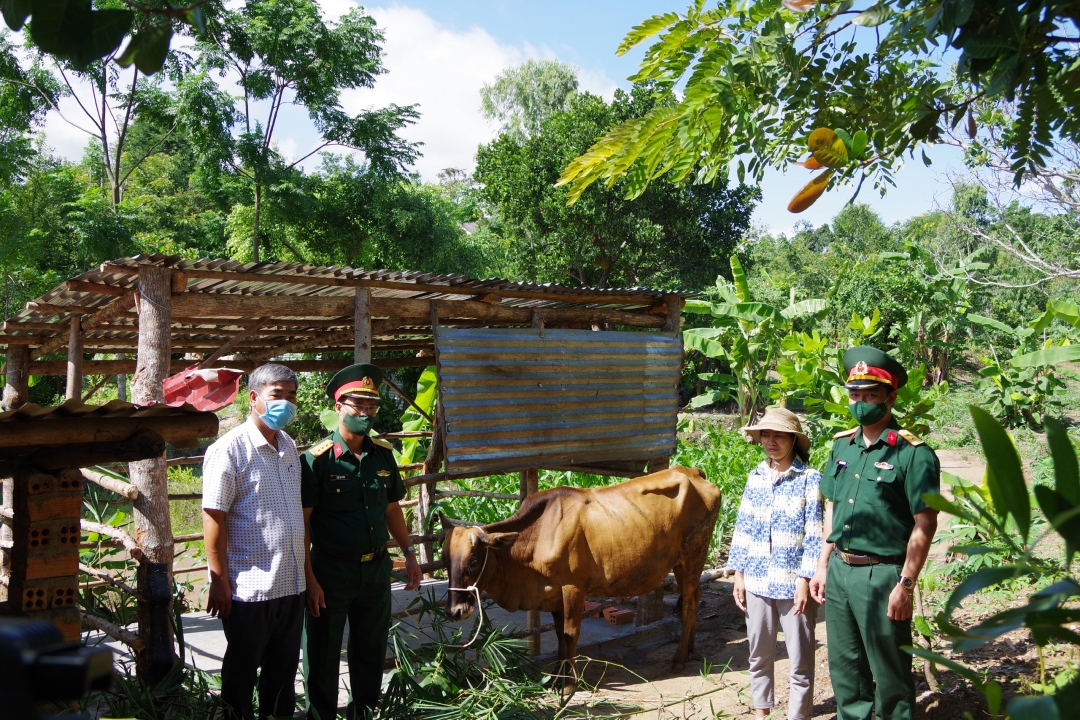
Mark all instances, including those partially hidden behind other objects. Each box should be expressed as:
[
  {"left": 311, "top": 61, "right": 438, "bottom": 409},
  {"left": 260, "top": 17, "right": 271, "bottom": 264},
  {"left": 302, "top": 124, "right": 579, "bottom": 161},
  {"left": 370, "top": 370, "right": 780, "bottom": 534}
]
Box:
[{"left": 727, "top": 458, "right": 824, "bottom": 600}]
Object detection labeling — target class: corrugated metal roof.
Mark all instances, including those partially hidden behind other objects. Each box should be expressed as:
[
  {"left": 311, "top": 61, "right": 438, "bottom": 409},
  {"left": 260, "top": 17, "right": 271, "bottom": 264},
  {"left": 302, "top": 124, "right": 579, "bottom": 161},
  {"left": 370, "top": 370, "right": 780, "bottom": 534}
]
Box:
[
  {"left": 0, "top": 398, "right": 209, "bottom": 423},
  {"left": 435, "top": 327, "right": 682, "bottom": 474},
  {"left": 1, "top": 255, "right": 690, "bottom": 364}
]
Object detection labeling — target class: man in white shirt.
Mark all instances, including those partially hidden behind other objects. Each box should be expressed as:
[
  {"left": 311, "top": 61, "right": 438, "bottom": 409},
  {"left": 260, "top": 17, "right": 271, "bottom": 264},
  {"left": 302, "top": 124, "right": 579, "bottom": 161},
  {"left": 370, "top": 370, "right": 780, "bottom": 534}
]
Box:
[{"left": 202, "top": 364, "right": 306, "bottom": 720}]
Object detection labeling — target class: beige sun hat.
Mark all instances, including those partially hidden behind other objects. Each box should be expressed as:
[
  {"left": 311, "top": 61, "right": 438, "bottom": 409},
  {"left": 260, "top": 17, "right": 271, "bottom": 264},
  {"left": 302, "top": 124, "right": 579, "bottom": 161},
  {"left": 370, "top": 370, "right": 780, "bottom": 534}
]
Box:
[{"left": 743, "top": 406, "right": 811, "bottom": 455}]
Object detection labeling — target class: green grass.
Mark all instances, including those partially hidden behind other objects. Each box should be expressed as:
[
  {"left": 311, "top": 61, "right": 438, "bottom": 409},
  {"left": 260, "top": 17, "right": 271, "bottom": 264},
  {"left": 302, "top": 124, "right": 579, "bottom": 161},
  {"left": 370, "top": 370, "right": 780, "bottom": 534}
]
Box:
[{"left": 169, "top": 465, "right": 205, "bottom": 537}]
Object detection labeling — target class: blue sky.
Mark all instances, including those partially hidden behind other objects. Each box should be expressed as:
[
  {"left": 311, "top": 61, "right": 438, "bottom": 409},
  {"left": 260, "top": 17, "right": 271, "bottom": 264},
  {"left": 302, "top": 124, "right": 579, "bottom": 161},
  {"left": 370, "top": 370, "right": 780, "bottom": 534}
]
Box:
[{"left": 38, "top": 0, "right": 966, "bottom": 236}]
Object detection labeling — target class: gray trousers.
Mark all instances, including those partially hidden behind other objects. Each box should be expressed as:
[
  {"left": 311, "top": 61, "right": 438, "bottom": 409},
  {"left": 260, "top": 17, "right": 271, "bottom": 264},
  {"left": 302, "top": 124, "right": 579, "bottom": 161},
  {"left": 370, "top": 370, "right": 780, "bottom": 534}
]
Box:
[{"left": 745, "top": 591, "right": 818, "bottom": 719}]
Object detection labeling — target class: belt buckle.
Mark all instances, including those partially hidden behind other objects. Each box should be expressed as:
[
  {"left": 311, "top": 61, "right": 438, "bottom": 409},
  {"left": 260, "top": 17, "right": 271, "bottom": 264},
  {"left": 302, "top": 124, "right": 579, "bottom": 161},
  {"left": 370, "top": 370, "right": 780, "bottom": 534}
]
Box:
[{"left": 360, "top": 551, "right": 375, "bottom": 562}]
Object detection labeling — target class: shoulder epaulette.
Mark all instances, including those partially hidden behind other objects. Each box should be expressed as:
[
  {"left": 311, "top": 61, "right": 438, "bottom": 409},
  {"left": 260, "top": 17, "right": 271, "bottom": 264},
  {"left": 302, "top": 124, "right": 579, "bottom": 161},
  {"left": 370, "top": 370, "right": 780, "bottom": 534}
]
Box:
[
  {"left": 833, "top": 428, "right": 858, "bottom": 440},
  {"left": 308, "top": 438, "right": 334, "bottom": 457},
  {"left": 372, "top": 437, "right": 394, "bottom": 451},
  {"left": 898, "top": 429, "right": 925, "bottom": 446}
]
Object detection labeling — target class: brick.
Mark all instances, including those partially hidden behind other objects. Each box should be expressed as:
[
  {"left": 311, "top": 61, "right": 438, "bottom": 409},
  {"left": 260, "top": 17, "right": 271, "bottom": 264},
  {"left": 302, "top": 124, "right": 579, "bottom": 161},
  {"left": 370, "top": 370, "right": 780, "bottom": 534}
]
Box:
[{"left": 603, "top": 608, "right": 634, "bottom": 625}]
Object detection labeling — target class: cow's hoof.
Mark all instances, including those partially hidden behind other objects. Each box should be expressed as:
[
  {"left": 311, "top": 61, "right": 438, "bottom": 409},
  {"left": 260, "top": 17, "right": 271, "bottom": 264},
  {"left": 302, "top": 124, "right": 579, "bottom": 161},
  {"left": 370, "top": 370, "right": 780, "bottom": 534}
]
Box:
[{"left": 671, "top": 661, "right": 686, "bottom": 672}]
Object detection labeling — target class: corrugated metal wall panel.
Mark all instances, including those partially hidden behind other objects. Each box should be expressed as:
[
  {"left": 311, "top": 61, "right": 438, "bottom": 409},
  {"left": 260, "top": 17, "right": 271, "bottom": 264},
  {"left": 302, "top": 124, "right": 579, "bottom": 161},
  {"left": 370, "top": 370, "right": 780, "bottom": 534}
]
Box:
[{"left": 435, "top": 327, "right": 682, "bottom": 474}]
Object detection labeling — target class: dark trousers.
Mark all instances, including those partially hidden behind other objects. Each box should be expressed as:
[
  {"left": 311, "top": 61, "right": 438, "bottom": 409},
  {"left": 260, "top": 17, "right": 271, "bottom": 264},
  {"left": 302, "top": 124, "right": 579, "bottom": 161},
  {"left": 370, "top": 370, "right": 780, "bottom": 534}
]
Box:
[
  {"left": 220, "top": 592, "right": 305, "bottom": 720},
  {"left": 303, "top": 549, "right": 392, "bottom": 720},
  {"left": 825, "top": 554, "right": 915, "bottom": 720}
]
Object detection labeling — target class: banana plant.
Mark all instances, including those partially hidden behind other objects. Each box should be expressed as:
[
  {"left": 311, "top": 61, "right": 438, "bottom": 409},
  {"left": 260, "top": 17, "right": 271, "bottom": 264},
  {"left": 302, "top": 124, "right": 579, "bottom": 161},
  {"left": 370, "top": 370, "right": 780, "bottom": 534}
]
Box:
[
  {"left": 914, "top": 410, "right": 1080, "bottom": 719},
  {"left": 684, "top": 257, "right": 826, "bottom": 423}
]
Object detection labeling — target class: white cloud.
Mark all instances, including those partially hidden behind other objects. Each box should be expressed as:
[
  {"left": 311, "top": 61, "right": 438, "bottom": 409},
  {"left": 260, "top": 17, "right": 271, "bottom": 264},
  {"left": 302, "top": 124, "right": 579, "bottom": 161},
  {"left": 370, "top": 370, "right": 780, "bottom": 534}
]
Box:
[{"left": 337, "top": 3, "right": 619, "bottom": 180}]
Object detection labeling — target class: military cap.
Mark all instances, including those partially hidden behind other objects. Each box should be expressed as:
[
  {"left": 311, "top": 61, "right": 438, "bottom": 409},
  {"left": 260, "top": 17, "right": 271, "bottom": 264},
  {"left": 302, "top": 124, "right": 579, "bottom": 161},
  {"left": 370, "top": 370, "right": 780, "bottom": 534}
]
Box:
[
  {"left": 843, "top": 346, "right": 907, "bottom": 390},
  {"left": 326, "top": 363, "right": 383, "bottom": 401}
]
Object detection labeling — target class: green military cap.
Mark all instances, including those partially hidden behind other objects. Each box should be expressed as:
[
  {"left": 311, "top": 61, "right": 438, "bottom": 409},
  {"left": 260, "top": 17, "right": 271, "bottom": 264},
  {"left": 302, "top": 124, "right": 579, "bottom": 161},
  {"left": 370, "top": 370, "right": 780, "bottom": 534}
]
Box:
[
  {"left": 326, "top": 363, "right": 383, "bottom": 401},
  {"left": 843, "top": 346, "right": 907, "bottom": 390}
]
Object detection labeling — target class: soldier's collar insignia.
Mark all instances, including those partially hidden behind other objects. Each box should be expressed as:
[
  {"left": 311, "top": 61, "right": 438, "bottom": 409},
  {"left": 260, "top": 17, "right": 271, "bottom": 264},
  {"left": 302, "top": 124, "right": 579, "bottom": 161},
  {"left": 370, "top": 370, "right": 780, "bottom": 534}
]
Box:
[
  {"left": 886, "top": 430, "right": 898, "bottom": 447},
  {"left": 333, "top": 442, "right": 344, "bottom": 458}
]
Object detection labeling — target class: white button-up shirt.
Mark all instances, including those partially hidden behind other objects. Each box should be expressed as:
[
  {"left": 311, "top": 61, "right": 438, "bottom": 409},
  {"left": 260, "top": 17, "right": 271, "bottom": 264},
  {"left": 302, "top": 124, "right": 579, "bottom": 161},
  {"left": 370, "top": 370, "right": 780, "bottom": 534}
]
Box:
[{"left": 202, "top": 419, "right": 306, "bottom": 602}]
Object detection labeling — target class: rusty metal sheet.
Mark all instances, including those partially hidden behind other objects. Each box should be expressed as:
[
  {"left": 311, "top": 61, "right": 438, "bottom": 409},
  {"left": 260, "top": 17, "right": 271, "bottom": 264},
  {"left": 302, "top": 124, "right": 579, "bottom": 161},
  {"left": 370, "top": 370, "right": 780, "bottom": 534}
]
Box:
[{"left": 435, "top": 327, "right": 682, "bottom": 474}]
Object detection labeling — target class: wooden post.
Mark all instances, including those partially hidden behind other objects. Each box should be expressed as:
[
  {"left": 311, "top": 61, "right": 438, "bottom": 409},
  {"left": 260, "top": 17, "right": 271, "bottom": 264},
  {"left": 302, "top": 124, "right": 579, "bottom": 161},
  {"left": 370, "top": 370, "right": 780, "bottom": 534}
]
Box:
[
  {"left": 3, "top": 344, "right": 30, "bottom": 411},
  {"left": 662, "top": 294, "right": 683, "bottom": 332},
  {"left": 128, "top": 264, "right": 175, "bottom": 685},
  {"left": 519, "top": 468, "right": 540, "bottom": 655},
  {"left": 636, "top": 585, "right": 666, "bottom": 627},
  {"left": 417, "top": 409, "right": 443, "bottom": 568},
  {"left": 355, "top": 288, "right": 371, "bottom": 363},
  {"left": 65, "top": 315, "right": 83, "bottom": 400}
]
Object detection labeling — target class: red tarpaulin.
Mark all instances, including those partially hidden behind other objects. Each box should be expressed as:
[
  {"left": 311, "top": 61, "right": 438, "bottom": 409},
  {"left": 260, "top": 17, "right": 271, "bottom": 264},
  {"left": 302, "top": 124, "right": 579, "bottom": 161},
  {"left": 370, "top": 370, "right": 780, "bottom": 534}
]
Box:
[{"left": 163, "top": 366, "right": 245, "bottom": 411}]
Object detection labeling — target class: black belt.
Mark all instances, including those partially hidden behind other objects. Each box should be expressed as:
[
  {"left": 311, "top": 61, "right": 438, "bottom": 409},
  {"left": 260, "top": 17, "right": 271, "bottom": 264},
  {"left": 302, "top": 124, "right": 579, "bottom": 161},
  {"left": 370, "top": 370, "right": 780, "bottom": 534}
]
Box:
[
  {"left": 318, "top": 546, "right": 385, "bottom": 563},
  {"left": 833, "top": 547, "right": 904, "bottom": 566}
]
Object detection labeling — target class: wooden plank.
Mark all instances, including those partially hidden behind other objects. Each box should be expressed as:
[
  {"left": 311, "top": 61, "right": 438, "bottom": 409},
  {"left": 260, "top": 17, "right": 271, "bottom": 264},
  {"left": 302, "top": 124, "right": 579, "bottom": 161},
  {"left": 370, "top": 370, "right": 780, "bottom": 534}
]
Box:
[
  {"left": 2, "top": 344, "right": 29, "bottom": 410},
  {"left": 66, "top": 279, "right": 131, "bottom": 297},
  {"left": 99, "top": 264, "right": 664, "bottom": 306},
  {"left": 0, "top": 416, "right": 216, "bottom": 449}
]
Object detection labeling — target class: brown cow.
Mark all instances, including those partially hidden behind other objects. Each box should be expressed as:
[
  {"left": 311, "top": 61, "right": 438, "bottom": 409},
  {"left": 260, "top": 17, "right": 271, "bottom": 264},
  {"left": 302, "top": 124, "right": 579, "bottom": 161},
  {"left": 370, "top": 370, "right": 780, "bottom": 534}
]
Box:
[{"left": 441, "top": 465, "right": 720, "bottom": 673}]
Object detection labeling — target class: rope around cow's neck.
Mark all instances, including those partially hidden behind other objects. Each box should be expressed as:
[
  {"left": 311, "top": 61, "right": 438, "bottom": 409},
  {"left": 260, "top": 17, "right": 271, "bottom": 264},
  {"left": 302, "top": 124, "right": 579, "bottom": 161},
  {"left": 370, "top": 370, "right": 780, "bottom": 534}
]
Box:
[{"left": 446, "top": 546, "right": 492, "bottom": 650}]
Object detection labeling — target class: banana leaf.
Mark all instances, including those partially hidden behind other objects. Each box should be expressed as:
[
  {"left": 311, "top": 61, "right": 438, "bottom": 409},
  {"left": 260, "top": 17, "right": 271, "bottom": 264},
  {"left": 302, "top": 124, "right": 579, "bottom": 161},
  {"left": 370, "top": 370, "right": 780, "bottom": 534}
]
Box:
[{"left": 1010, "top": 345, "right": 1080, "bottom": 368}]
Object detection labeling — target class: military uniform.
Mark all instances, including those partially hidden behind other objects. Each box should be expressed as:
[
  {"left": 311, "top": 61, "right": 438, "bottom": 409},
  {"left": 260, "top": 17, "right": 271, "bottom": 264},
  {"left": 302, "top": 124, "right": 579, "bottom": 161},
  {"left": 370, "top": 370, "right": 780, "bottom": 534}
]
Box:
[
  {"left": 819, "top": 348, "right": 940, "bottom": 720},
  {"left": 301, "top": 365, "right": 407, "bottom": 720}
]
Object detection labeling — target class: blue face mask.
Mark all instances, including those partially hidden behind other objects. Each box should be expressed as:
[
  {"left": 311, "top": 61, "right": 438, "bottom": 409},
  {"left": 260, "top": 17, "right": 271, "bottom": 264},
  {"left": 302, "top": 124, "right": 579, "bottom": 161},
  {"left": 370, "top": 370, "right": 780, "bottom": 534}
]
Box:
[{"left": 257, "top": 398, "right": 297, "bottom": 430}]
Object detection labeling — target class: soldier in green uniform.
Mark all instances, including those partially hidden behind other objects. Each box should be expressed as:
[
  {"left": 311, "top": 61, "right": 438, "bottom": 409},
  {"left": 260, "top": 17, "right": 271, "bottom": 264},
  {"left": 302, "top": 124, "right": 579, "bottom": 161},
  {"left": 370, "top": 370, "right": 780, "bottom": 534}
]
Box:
[
  {"left": 809, "top": 347, "right": 940, "bottom": 720},
  {"left": 301, "top": 363, "right": 423, "bottom": 720}
]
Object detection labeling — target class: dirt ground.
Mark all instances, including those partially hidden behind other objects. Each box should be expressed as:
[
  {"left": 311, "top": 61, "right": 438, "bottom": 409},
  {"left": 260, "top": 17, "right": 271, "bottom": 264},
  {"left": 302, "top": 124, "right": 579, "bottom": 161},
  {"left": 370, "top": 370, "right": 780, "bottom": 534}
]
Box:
[{"left": 553, "top": 449, "right": 1007, "bottom": 719}]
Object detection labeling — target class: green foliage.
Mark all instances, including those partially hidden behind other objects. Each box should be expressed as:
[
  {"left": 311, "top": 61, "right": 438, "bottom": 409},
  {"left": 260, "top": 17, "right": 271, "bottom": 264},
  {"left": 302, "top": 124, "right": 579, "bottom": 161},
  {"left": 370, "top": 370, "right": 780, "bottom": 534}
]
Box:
[
  {"left": 475, "top": 83, "right": 757, "bottom": 290},
  {"left": 88, "top": 658, "right": 224, "bottom": 720},
  {"left": 398, "top": 366, "right": 438, "bottom": 465},
  {"left": 558, "top": 1, "right": 1080, "bottom": 207},
  {"left": 480, "top": 59, "right": 579, "bottom": 143},
  {"left": 916, "top": 413, "right": 1080, "bottom": 718}
]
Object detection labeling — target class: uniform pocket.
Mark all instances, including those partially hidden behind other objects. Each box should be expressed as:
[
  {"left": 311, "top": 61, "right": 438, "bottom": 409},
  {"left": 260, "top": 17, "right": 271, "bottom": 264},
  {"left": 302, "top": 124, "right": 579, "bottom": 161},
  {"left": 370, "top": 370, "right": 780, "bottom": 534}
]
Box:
[{"left": 867, "top": 469, "right": 899, "bottom": 507}]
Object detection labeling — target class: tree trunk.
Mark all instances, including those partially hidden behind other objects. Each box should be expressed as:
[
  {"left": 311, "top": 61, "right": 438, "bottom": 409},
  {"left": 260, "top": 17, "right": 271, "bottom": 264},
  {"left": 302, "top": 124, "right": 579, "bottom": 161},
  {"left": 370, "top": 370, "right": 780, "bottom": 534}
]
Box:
[
  {"left": 128, "top": 265, "right": 176, "bottom": 685},
  {"left": 354, "top": 289, "right": 371, "bottom": 363},
  {"left": 252, "top": 181, "right": 262, "bottom": 263},
  {"left": 3, "top": 344, "right": 29, "bottom": 411}
]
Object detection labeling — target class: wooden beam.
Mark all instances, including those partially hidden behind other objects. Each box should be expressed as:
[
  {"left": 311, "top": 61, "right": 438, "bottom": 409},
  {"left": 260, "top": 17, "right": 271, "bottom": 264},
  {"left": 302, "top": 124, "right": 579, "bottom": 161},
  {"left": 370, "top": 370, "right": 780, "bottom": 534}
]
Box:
[
  {"left": 81, "top": 469, "right": 139, "bottom": 500},
  {"left": 662, "top": 294, "right": 683, "bottom": 332},
  {"left": 65, "top": 315, "right": 83, "bottom": 400},
  {"left": 355, "top": 288, "right": 371, "bottom": 363},
  {"left": 0, "top": 431, "right": 168, "bottom": 477},
  {"left": 66, "top": 279, "right": 131, "bottom": 297},
  {"left": 80, "top": 612, "right": 145, "bottom": 651},
  {"left": 0, "top": 414, "right": 217, "bottom": 449},
  {"left": 2, "top": 344, "right": 29, "bottom": 410},
  {"left": 199, "top": 317, "right": 268, "bottom": 368},
  {"left": 99, "top": 264, "right": 665, "bottom": 307},
  {"left": 82, "top": 519, "right": 143, "bottom": 560},
  {"left": 25, "top": 355, "right": 433, "bottom": 376},
  {"left": 29, "top": 292, "right": 138, "bottom": 359},
  {"left": 82, "top": 372, "right": 115, "bottom": 403}
]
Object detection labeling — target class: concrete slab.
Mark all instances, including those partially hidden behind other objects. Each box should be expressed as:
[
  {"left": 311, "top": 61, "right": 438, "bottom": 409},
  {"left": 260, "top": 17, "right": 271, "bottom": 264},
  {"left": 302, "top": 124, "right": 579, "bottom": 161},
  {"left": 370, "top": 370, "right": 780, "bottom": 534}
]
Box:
[{"left": 89, "top": 579, "right": 679, "bottom": 717}]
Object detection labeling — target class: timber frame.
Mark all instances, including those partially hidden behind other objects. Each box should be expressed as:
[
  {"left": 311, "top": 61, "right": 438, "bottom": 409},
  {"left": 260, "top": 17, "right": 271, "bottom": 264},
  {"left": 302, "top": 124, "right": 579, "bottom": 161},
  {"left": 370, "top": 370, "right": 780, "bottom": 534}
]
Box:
[{"left": 0, "top": 255, "right": 690, "bottom": 669}]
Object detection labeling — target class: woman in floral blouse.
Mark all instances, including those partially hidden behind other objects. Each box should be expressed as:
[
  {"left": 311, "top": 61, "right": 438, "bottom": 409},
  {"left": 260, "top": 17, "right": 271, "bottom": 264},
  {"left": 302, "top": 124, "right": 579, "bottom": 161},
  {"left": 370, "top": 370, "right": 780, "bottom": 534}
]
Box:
[{"left": 728, "top": 406, "right": 824, "bottom": 720}]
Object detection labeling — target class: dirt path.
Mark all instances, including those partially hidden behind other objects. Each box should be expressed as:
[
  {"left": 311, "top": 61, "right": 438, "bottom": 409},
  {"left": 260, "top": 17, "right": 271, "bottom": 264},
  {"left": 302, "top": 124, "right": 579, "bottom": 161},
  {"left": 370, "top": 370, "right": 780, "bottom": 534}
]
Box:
[{"left": 560, "top": 450, "right": 990, "bottom": 719}]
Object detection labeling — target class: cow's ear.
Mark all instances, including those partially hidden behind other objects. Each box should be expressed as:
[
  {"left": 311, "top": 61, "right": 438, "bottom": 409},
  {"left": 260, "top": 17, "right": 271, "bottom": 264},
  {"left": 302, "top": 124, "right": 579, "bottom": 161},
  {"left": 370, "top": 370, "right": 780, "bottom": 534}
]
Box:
[{"left": 480, "top": 531, "right": 519, "bottom": 548}]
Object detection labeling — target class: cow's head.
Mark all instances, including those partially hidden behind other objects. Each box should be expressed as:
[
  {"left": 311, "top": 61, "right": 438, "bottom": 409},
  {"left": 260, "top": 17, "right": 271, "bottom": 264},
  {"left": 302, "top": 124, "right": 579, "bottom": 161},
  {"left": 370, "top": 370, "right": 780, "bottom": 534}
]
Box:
[{"left": 440, "top": 512, "right": 518, "bottom": 621}]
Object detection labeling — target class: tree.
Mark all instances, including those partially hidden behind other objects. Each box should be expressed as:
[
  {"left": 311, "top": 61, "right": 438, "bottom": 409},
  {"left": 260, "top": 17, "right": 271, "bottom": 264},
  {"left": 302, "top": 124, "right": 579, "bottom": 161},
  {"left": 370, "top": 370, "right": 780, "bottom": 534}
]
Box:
[
  {"left": 476, "top": 85, "right": 758, "bottom": 290},
  {"left": 557, "top": 1, "right": 1080, "bottom": 212},
  {"left": 196, "top": 0, "right": 419, "bottom": 261},
  {"left": 480, "top": 59, "right": 579, "bottom": 143},
  {"left": 2, "top": 0, "right": 206, "bottom": 75},
  {"left": 0, "top": 32, "right": 57, "bottom": 183}
]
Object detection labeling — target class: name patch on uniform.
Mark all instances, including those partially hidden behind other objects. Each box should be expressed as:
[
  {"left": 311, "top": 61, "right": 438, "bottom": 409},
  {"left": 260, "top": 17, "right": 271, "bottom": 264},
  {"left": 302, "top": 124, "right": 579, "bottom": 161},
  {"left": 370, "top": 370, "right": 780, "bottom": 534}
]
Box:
[
  {"left": 836, "top": 460, "right": 848, "bottom": 467},
  {"left": 377, "top": 469, "right": 391, "bottom": 477},
  {"left": 874, "top": 461, "right": 894, "bottom": 470},
  {"left": 329, "top": 474, "right": 348, "bottom": 481}
]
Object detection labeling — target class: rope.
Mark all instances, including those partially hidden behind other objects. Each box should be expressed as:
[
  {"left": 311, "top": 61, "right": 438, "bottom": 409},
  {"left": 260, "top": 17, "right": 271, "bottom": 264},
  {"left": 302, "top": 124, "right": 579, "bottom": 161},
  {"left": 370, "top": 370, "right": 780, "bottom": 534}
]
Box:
[{"left": 445, "top": 546, "right": 492, "bottom": 649}]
